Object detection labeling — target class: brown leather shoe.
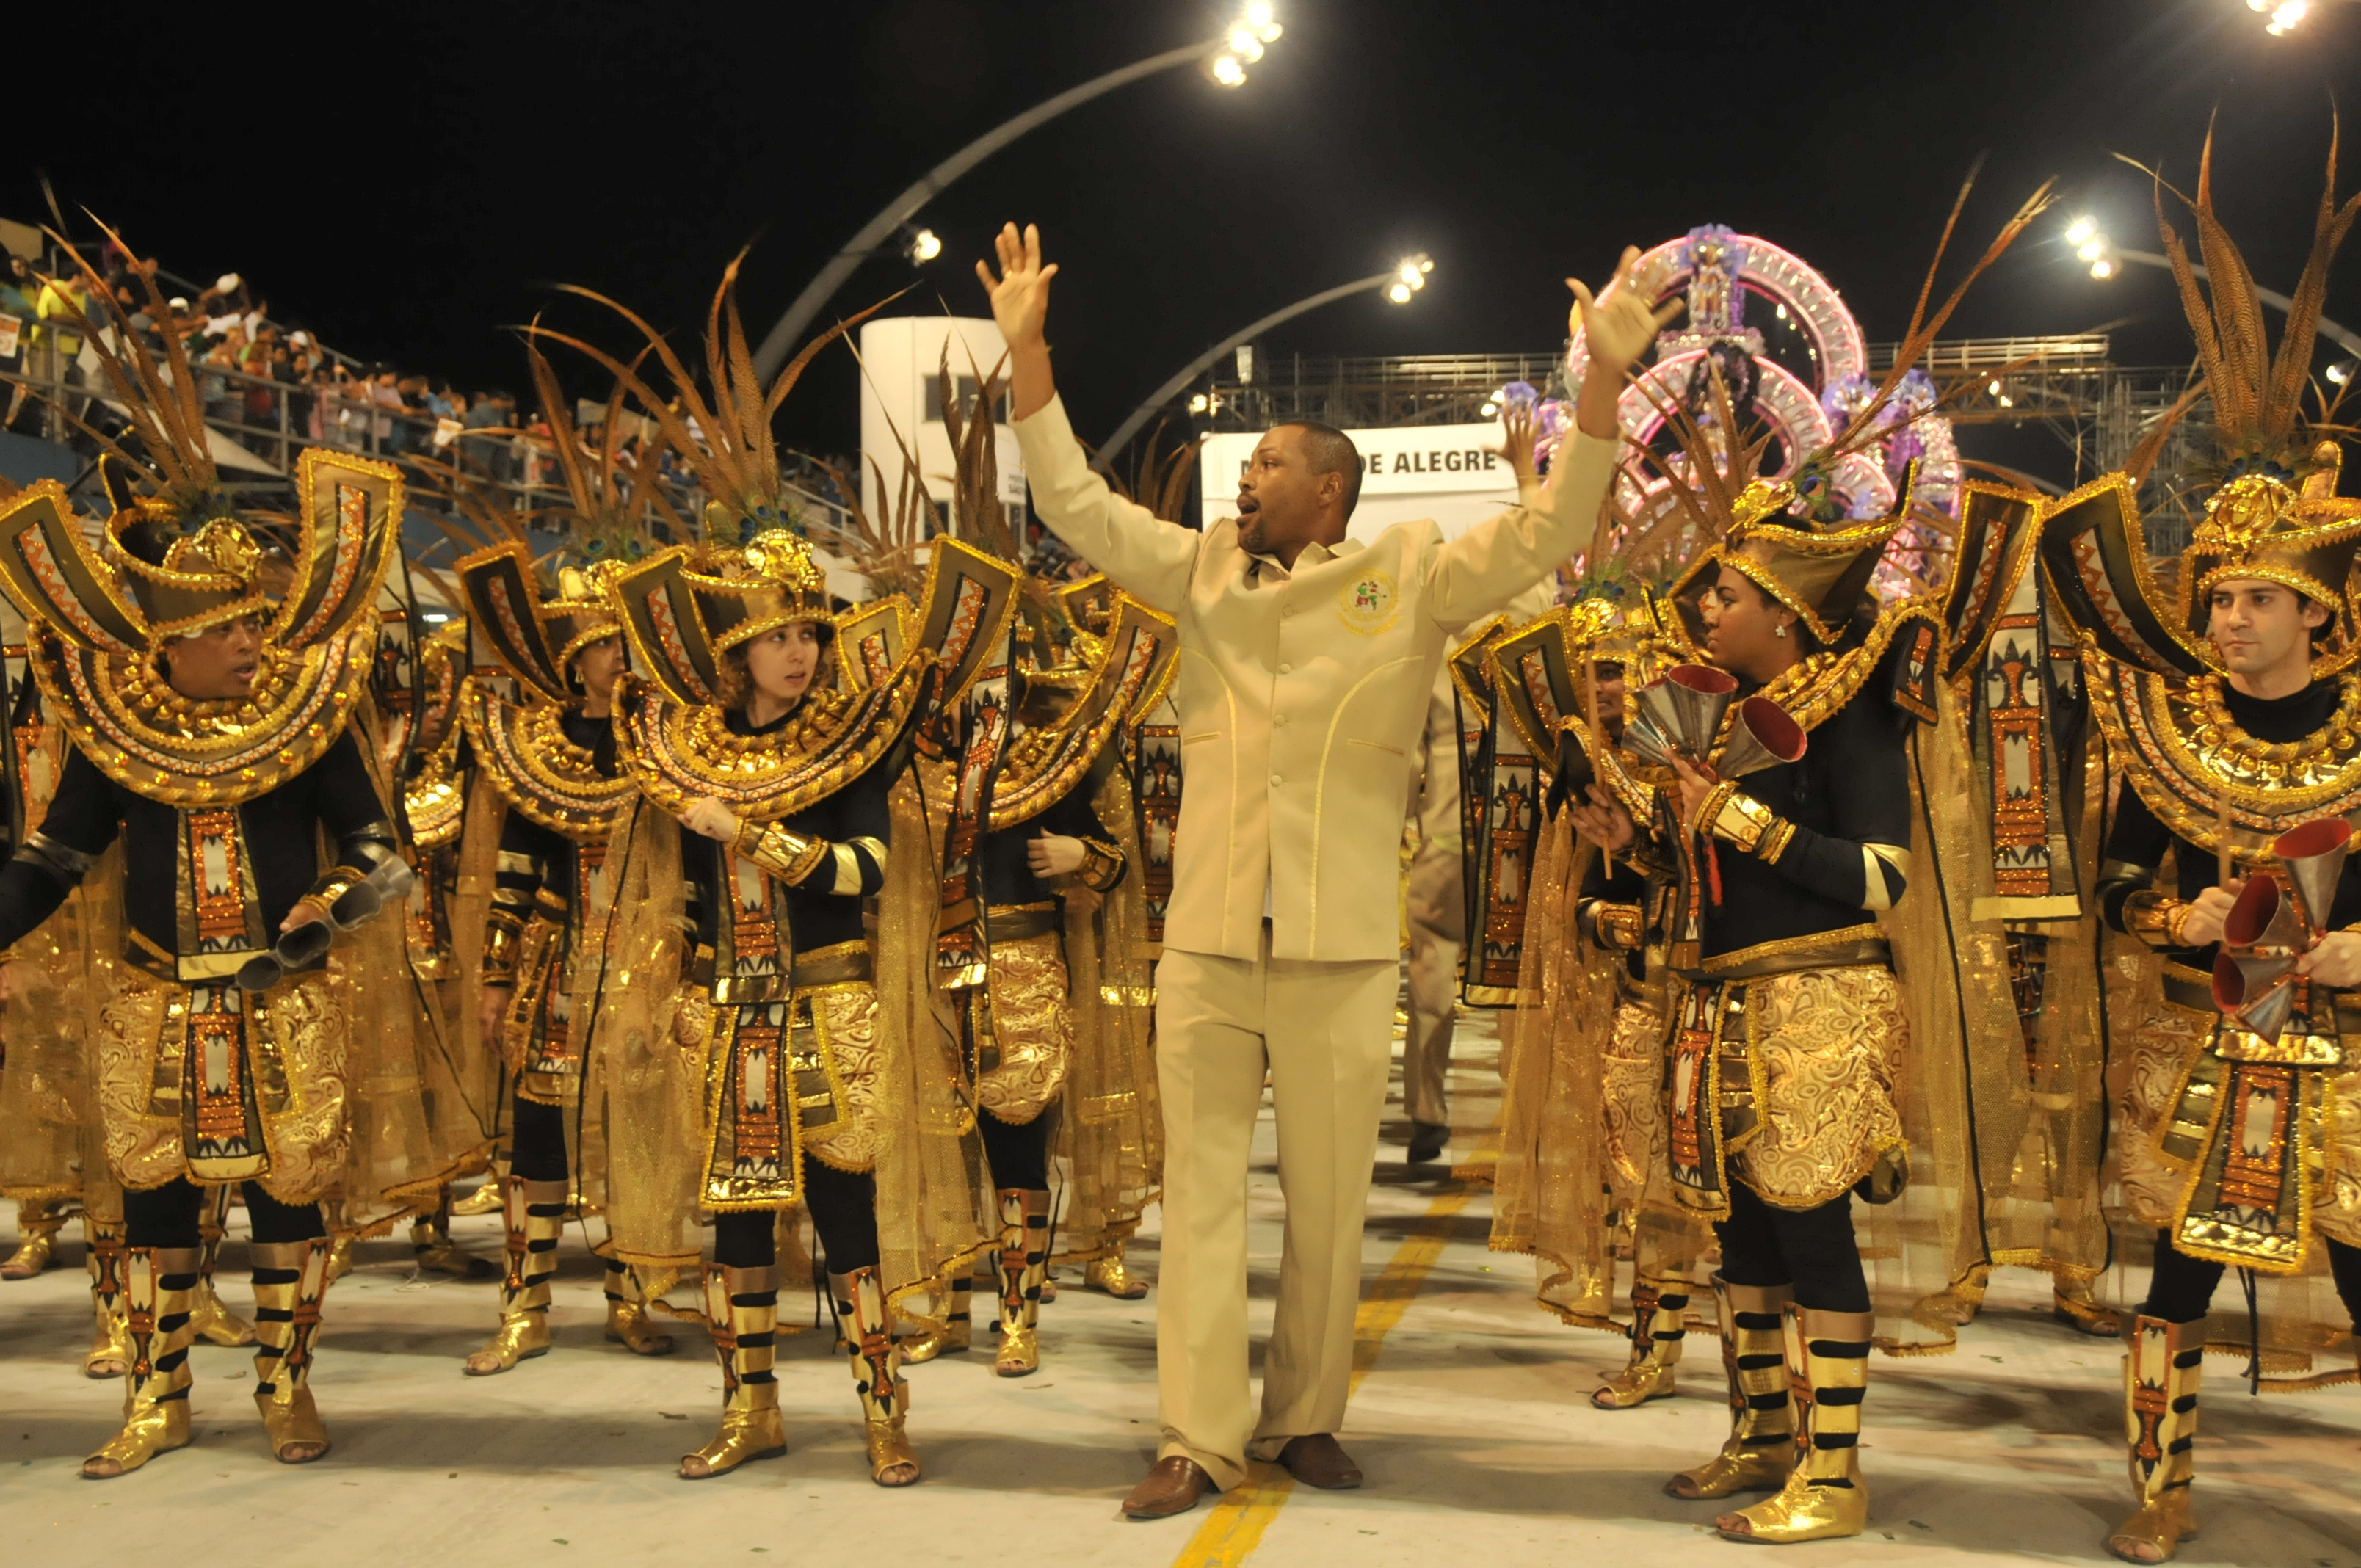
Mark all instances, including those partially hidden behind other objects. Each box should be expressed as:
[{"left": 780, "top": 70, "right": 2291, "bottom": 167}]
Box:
[
  {"left": 1123, "top": 1455, "right": 1215, "bottom": 1520},
  {"left": 1277, "top": 1433, "right": 1363, "bottom": 1489}
]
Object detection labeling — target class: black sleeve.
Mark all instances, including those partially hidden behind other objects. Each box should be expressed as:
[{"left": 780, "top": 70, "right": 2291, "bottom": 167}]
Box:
[
  {"left": 309, "top": 730, "right": 399, "bottom": 877},
  {"left": 2097, "top": 781, "right": 2175, "bottom": 934},
  {"left": 832, "top": 773, "right": 891, "bottom": 897},
  {"left": 1757, "top": 700, "right": 1912, "bottom": 910},
  {"left": 0, "top": 748, "right": 122, "bottom": 950}
]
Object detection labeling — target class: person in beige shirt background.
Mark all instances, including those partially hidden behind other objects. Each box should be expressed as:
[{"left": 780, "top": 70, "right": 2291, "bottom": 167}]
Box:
[{"left": 977, "top": 221, "right": 1672, "bottom": 1520}]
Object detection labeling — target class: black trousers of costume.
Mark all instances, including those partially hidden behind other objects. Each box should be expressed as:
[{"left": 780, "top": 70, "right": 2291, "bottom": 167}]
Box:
[
  {"left": 2140, "top": 1229, "right": 2361, "bottom": 1325},
  {"left": 509, "top": 1096, "right": 569, "bottom": 1183},
  {"left": 978, "top": 1106, "right": 1051, "bottom": 1191},
  {"left": 711, "top": 1152, "right": 880, "bottom": 1275},
  {"left": 124, "top": 1178, "right": 324, "bottom": 1249},
  {"left": 1713, "top": 1180, "right": 1871, "bottom": 1314}
]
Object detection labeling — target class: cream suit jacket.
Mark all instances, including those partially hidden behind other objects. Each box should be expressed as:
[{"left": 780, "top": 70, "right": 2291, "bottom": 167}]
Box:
[{"left": 1012, "top": 395, "right": 1617, "bottom": 962}]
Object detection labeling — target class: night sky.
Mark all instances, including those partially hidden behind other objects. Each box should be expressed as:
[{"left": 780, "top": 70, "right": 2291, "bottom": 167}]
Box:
[{"left": 15, "top": 0, "right": 2361, "bottom": 476}]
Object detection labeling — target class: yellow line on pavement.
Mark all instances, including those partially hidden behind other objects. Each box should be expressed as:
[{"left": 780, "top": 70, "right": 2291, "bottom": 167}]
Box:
[{"left": 1168, "top": 1164, "right": 1486, "bottom": 1568}]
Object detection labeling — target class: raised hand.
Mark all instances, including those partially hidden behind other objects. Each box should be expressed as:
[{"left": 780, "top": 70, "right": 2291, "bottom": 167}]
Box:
[
  {"left": 1567, "top": 246, "right": 1683, "bottom": 440},
  {"left": 1498, "top": 399, "right": 1541, "bottom": 486},
  {"left": 976, "top": 222, "right": 1059, "bottom": 353}
]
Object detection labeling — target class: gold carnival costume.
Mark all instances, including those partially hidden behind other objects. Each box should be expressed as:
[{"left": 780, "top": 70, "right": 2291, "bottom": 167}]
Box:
[
  {"left": 1484, "top": 600, "right": 1718, "bottom": 1404},
  {"left": 1544, "top": 186, "right": 2048, "bottom": 1541},
  {"left": 455, "top": 537, "right": 659, "bottom": 1372},
  {"left": 888, "top": 375, "right": 1175, "bottom": 1375},
  {"left": 2034, "top": 131, "right": 2361, "bottom": 1564},
  {"left": 380, "top": 612, "right": 502, "bottom": 1277},
  {"left": 0, "top": 228, "right": 463, "bottom": 1476},
  {"left": 551, "top": 264, "right": 999, "bottom": 1484}
]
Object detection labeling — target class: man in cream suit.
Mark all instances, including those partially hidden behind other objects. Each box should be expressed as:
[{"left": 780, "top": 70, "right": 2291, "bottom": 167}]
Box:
[{"left": 978, "top": 222, "right": 1669, "bottom": 1519}]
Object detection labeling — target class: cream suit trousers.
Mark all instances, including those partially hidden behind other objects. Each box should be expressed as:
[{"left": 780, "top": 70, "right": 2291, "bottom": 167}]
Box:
[{"left": 1153, "top": 926, "right": 1396, "bottom": 1491}]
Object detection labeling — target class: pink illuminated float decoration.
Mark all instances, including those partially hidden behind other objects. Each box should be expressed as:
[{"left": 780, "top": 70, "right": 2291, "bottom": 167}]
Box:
[{"left": 1559, "top": 226, "right": 1959, "bottom": 598}]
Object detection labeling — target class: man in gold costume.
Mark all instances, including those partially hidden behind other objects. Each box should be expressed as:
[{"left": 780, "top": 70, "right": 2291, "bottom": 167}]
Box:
[
  {"left": 2038, "top": 133, "right": 2361, "bottom": 1565},
  {"left": 0, "top": 413, "right": 410, "bottom": 1480}
]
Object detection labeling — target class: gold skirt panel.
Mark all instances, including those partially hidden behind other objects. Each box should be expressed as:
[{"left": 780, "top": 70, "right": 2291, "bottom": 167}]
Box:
[
  {"left": 503, "top": 916, "right": 579, "bottom": 1105},
  {"left": 974, "top": 932, "right": 1073, "bottom": 1126},
  {"left": 1600, "top": 993, "right": 1669, "bottom": 1213},
  {"left": 1736, "top": 965, "right": 1908, "bottom": 1209},
  {"left": 2114, "top": 995, "right": 2216, "bottom": 1234},
  {"left": 95, "top": 969, "right": 349, "bottom": 1204},
  {"left": 2131, "top": 983, "right": 2361, "bottom": 1273},
  {"left": 1667, "top": 965, "right": 1907, "bottom": 1216},
  {"left": 698, "top": 978, "right": 883, "bottom": 1209}
]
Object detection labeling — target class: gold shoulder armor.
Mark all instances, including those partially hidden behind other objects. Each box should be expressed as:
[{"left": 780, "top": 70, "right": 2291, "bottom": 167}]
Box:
[
  {"left": 612, "top": 657, "right": 929, "bottom": 825},
  {"left": 2083, "top": 650, "right": 2361, "bottom": 867},
  {"left": 459, "top": 681, "right": 634, "bottom": 842},
  {"left": 991, "top": 595, "right": 1178, "bottom": 832}
]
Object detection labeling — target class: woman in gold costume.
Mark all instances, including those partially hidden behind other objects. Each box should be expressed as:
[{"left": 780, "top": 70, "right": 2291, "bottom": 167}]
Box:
[{"left": 556, "top": 264, "right": 999, "bottom": 1486}]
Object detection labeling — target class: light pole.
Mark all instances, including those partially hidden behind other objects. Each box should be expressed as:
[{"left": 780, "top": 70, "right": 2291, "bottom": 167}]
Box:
[
  {"left": 1097, "top": 254, "right": 1435, "bottom": 467},
  {"left": 2066, "top": 214, "right": 2361, "bottom": 360},
  {"left": 751, "top": 7, "right": 1287, "bottom": 380}
]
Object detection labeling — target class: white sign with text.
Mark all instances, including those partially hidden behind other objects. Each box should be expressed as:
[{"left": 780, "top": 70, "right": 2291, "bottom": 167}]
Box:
[{"left": 1198, "top": 421, "right": 1519, "bottom": 542}]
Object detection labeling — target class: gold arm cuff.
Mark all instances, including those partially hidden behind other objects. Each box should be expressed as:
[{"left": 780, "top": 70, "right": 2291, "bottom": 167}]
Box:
[
  {"left": 2122, "top": 891, "right": 2191, "bottom": 948},
  {"left": 1758, "top": 819, "right": 1799, "bottom": 864},
  {"left": 305, "top": 867, "right": 366, "bottom": 909},
  {"left": 1075, "top": 835, "right": 1124, "bottom": 892},
  {"left": 482, "top": 912, "right": 523, "bottom": 984},
  {"left": 1706, "top": 788, "right": 1778, "bottom": 855},
  {"left": 733, "top": 820, "right": 830, "bottom": 886},
  {"left": 1584, "top": 899, "right": 1644, "bottom": 951},
  {"left": 495, "top": 849, "right": 539, "bottom": 877}
]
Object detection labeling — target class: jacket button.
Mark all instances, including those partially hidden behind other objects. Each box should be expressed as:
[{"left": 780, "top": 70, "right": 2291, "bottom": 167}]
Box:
[
  {"left": 1270, "top": 773, "right": 1283, "bottom": 786},
  {"left": 1273, "top": 713, "right": 1288, "bottom": 725},
  {"left": 1282, "top": 603, "right": 1296, "bottom": 617},
  {"left": 1278, "top": 661, "right": 1293, "bottom": 674}
]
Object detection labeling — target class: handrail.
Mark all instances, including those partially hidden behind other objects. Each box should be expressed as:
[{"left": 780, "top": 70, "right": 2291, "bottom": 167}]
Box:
[{"left": 0, "top": 338, "right": 857, "bottom": 547}]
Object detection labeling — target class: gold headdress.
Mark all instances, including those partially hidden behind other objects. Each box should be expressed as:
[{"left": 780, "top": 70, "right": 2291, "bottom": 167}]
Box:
[
  {"left": 2044, "top": 126, "right": 2361, "bottom": 676},
  {"left": 2163, "top": 128, "right": 2361, "bottom": 619},
  {"left": 456, "top": 542, "right": 625, "bottom": 705},
  {"left": 1646, "top": 177, "right": 2053, "bottom": 648}
]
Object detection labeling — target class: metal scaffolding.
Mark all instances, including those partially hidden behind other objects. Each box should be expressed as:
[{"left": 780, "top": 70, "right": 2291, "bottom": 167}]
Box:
[{"left": 1193, "top": 333, "right": 2212, "bottom": 550}]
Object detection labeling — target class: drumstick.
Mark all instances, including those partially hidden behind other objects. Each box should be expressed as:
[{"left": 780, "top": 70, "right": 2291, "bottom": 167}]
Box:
[
  {"left": 1583, "top": 656, "right": 1613, "bottom": 876},
  {"left": 2216, "top": 793, "right": 2233, "bottom": 887}
]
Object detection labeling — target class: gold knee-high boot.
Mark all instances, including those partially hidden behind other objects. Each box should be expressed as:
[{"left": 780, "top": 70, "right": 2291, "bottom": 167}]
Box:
[
  {"left": 1084, "top": 1238, "right": 1147, "bottom": 1299},
  {"left": 1667, "top": 1277, "right": 1792, "bottom": 1499},
  {"left": 594, "top": 1236, "right": 675, "bottom": 1355},
  {"left": 83, "top": 1219, "right": 131, "bottom": 1378},
  {"left": 901, "top": 1274, "right": 971, "bottom": 1363},
  {"left": 835, "top": 1266, "right": 918, "bottom": 1485},
  {"left": 1596, "top": 1274, "right": 1690, "bottom": 1409},
  {"left": 992, "top": 1188, "right": 1049, "bottom": 1377},
  {"left": 464, "top": 1176, "right": 564, "bottom": 1374},
  {"left": 81, "top": 1247, "right": 199, "bottom": 1477},
  {"left": 248, "top": 1237, "right": 333, "bottom": 1464},
  {"left": 1716, "top": 1305, "right": 1872, "bottom": 1543},
  {"left": 679, "top": 1264, "right": 786, "bottom": 1478},
  {"left": 2107, "top": 1315, "right": 2203, "bottom": 1563},
  {"left": 3, "top": 1197, "right": 65, "bottom": 1278},
  {"left": 189, "top": 1184, "right": 257, "bottom": 1347}
]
